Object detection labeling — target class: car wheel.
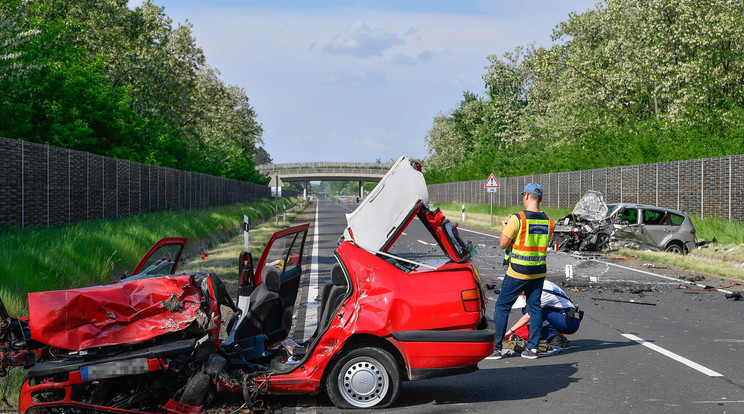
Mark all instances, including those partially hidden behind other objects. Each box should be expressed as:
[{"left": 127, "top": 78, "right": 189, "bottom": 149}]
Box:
[
  {"left": 326, "top": 345, "right": 401, "bottom": 409},
  {"left": 665, "top": 242, "right": 685, "bottom": 255},
  {"left": 178, "top": 368, "right": 211, "bottom": 407}
]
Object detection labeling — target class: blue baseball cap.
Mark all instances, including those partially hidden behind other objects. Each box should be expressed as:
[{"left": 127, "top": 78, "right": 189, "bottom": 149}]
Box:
[{"left": 523, "top": 183, "right": 543, "bottom": 196}]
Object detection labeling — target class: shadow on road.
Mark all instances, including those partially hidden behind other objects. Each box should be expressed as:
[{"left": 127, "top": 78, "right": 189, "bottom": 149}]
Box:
[{"left": 396, "top": 363, "right": 579, "bottom": 406}]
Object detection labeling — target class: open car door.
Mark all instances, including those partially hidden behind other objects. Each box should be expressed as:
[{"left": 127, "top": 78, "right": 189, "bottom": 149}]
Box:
[
  {"left": 253, "top": 224, "right": 309, "bottom": 311},
  {"left": 128, "top": 237, "right": 188, "bottom": 280}
]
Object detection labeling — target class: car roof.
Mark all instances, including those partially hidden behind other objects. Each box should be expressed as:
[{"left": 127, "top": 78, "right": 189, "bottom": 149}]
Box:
[{"left": 608, "top": 203, "right": 689, "bottom": 217}]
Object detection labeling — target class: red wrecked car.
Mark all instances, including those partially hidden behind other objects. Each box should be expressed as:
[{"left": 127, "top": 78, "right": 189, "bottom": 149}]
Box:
[{"left": 0, "top": 156, "right": 496, "bottom": 412}]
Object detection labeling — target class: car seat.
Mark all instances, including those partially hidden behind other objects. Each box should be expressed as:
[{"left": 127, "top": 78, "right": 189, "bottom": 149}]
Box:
[
  {"left": 233, "top": 267, "right": 285, "bottom": 341},
  {"left": 318, "top": 264, "right": 348, "bottom": 333}
]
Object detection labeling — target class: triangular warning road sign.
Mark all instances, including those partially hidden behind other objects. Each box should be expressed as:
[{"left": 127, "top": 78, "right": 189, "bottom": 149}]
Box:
[{"left": 484, "top": 173, "right": 500, "bottom": 188}]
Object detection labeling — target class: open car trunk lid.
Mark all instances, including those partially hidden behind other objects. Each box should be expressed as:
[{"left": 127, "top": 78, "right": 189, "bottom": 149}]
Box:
[{"left": 343, "top": 156, "right": 428, "bottom": 253}]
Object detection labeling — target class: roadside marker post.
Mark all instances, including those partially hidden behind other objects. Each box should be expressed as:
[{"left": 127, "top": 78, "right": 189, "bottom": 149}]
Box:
[
  {"left": 243, "top": 215, "right": 250, "bottom": 251},
  {"left": 483, "top": 173, "right": 500, "bottom": 227}
]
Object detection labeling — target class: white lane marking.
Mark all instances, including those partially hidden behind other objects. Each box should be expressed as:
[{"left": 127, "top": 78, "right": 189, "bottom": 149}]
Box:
[
  {"left": 595, "top": 260, "right": 733, "bottom": 294},
  {"left": 417, "top": 239, "right": 436, "bottom": 246},
  {"left": 303, "top": 201, "right": 321, "bottom": 341},
  {"left": 692, "top": 400, "right": 744, "bottom": 404},
  {"left": 621, "top": 333, "right": 723, "bottom": 377},
  {"left": 458, "top": 227, "right": 498, "bottom": 238},
  {"left": 331, "top": 200, "right": 353, "bottom": 211}
]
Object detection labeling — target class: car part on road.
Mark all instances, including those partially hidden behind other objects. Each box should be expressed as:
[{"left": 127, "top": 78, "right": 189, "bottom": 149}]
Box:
[{"left": 591, "top": 297, "right": 657, "bottom": 306}]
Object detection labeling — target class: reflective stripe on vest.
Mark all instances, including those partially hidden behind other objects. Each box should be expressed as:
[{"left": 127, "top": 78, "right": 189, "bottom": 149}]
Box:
[{"left": 504, "top": 211, "right": 554, "bottom": 273}]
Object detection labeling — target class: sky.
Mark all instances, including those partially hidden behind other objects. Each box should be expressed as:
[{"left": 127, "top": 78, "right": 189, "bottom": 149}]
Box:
[{"left": 128, "top": 0, "right": 600, "bottom": 164}]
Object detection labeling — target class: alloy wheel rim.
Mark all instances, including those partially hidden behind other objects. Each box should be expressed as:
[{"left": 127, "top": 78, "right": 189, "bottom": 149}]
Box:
[{"left": 337, "top": 356, "right": 389, "bottom": 408}]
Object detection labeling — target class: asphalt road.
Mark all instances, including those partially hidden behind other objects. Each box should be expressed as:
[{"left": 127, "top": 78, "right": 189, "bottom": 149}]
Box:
[{"left": 281, "top": 198, "right": 744, "bottom": 414}]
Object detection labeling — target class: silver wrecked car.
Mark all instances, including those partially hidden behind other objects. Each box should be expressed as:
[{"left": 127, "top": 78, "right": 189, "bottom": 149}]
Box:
[
  {"left": 605, "top": 203, "right": 696, "bottom": 254},
  {"left": 553, "top": 192, "right": 697, "bottom": 255}
]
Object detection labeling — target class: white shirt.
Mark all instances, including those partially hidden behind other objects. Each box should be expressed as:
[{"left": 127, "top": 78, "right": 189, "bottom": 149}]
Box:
[{"left": 512, "top": 280, "right": 575, "bottom": 310}]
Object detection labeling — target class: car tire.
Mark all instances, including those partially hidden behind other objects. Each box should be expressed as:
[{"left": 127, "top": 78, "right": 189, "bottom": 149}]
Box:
[
  {"left": 326, "top": 345, "right": 401, "bottom": 409},
  {"left": 178, "top": 368, "right": 211, "bottom": 407},
  {"left": 665, "top": 242, "right": 685, "bottom": 255}
]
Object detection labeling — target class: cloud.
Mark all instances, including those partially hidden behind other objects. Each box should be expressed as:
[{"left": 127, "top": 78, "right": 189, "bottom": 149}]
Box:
[
  {"left": 324, "top": 21, "right": 405, "bottom": 58},
  {"left": 324, "top": 70, "right": 387, "bottom": 87},
  {"left": 391, "top": 54, "right": 415, "bottom": 65},
  {"left": 418, "top": 50, "right": 432, "bottom": 62}
]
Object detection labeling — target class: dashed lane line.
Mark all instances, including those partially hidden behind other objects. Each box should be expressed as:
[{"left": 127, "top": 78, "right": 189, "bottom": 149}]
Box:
[{"left": 621, "top": 333, "right": 723, "bottom": 377}]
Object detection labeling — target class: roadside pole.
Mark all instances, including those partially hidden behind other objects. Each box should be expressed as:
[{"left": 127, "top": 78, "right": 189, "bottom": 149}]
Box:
[
  {"left": 490, "top": 192, "right": 493, "bottom": 227},
  {"left": 275, "top": 174, "right": 278, "bottom": 225},
  {"left": 484, "top": 173, "right": 500, "bottom": 227}
]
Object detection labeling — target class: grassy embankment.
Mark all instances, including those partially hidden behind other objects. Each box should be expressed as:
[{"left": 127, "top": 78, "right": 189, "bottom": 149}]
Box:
[
  {"left": 432, "top": 201, "right": 744, "bottom": 282},
  {"left": 0, "top": 197, "right": 303, "bottom": 317}
]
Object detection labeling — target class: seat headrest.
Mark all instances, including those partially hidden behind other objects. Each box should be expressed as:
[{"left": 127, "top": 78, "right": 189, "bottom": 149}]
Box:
[
  {"left": 262, "top": 268, "right": 281, "bottom": 292},
  {"left": 331, "top": 264, "right": 347, "bottom": 286}
]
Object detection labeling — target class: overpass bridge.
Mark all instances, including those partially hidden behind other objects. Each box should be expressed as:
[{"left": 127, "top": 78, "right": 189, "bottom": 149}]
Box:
[{"left": 257, "top": 162, "right": 393, "bottom": 198}]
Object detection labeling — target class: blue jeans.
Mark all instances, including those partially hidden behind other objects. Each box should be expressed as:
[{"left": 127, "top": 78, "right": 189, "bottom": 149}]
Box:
[
  {"left": 493, "top": 275, "right": 545, "bottom": 351},
  {"left": 542, "top": 307, "right": 581, "bottom": 340}
]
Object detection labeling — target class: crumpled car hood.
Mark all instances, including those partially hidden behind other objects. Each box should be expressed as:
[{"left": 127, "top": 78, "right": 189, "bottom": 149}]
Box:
[
  {"left": 571, "top": 191, "right": 608, "bottom": 221},
  {"left": 28, "top": 275, "right": 202, "bottom": 351}
]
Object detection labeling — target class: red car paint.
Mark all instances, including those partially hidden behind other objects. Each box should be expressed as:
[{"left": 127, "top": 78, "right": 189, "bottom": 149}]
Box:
[
  {"left": 255, "top": 203, "right": 494, "bottom": 396},
  {"left": 28, "top": 275, "right": 203, "bottom": 351}
]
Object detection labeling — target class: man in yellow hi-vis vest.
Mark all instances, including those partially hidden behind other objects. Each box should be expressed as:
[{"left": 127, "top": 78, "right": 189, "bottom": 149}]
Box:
[{"left": 491, "top": 183, "right": 554, "bottom": 360}]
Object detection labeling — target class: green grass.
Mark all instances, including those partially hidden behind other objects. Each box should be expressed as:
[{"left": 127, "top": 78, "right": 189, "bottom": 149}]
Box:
[
  {"left": 690, "top": 215, "right": 744, "bottom": 244},
  {"left": 0, "top": 197, "right": 302, "bottom": 317}
]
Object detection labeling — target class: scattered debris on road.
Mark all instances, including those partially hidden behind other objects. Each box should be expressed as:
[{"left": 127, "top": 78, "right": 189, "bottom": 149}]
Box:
[{"left": 591, "top": 297, "right": 657, "bottom": 306}]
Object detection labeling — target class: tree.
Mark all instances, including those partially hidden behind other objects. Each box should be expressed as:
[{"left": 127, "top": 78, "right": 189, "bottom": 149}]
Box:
[{"left": 254, "top": 146, "right": 273, "bottom": 165}]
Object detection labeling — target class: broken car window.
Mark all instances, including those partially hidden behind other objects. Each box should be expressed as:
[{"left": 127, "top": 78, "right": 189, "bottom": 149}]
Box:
[
  {"left": 617, "top": 208, "right": 638, "bottom": 223},
  {"left": 669, "top": 213, "right": 685, "bottom": 226},
  {"left": 135, "top": 245, "right": 181, "bottom": 277},
  {"left": 642, "top": 209, "right": 666, "bottom": 225}
]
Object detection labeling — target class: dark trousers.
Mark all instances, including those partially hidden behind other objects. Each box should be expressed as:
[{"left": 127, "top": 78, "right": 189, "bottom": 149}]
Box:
[
  {"left": 493, "top": 275, "right": 545, "bottom": 350},
  {"left": 542, "top": 307, "right": 581, "bottom": 340}
]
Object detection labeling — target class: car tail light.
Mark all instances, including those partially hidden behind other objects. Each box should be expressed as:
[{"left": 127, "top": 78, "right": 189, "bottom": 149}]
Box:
[{"left": 461, "top": 289, "right": 481, "bottom": 312}]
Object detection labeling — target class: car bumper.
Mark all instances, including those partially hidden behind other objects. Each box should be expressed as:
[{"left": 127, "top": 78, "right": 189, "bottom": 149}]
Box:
[{"left": 390, "top": 317, "right": 496, "bottom": 372}]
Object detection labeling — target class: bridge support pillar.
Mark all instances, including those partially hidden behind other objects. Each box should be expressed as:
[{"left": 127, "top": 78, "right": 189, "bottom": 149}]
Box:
[
  {"left": 359, "top": 181, "right": 364, "bottom": 199},
  {"left": 303, "top": 180, "right": 308, "bottom": 199}
]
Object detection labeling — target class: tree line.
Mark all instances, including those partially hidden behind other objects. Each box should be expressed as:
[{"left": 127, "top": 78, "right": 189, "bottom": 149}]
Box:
[
  {"left": 424, "top": 0, "right": 744, "bottom": 184},
  {"left": 0, "top": 0, "right": 269, "bottom": 183}
]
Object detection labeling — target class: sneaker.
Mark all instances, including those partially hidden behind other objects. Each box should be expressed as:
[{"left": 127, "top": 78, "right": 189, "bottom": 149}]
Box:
[
  {"left": 521, "top": 348, "right": 538, "bottom": 359},
  {"left": 548, "top": 334, "right": 569, "bottom": 348},
  {"left": 489, "top": 349, "right": 503, "bottom": 359}
]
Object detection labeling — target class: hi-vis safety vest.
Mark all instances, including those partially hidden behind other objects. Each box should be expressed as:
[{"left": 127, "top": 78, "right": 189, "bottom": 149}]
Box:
[{"left": 504, "top": 211, "right": 554, "bottom": 276}]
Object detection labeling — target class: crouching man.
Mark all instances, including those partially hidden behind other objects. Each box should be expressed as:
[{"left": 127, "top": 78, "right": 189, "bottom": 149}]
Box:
[{"left": 505, "top": 280, "right": 583, "bottom": 348}]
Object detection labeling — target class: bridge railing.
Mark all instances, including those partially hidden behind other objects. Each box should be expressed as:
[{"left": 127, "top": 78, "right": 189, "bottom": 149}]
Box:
[{"left": 258, "top": 162, "right": 393, "bottom": 175}]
